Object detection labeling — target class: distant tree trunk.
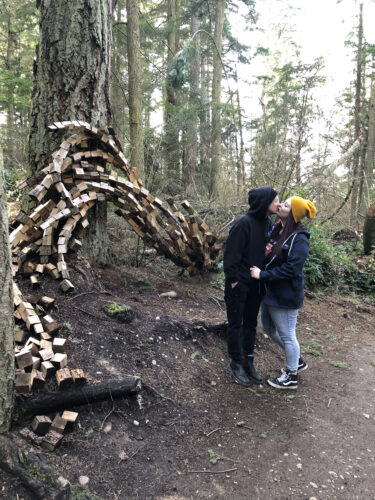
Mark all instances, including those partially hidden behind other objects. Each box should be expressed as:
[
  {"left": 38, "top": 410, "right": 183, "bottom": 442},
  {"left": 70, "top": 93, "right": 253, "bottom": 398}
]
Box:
[
  {"left": 5, "top": 10, "right": 16, "bottom": 173},
  {"left": 209, "top": 0, "right": 225, "bottom": 198},
  {"left": 234, "top": 68, "right": 245, "bottom": 194},
  {"left": 126, "top": 0, "right": 144, "bottom": 178},
  {"left": 164, "top": 0, "right": 180, "bottom": 188},
  {"left": 28, "top": 0, "right": 113, "bottom": 262},
  {"left": 363, "top": 205, "right": 375, "bottom": 254},
  {"left": 0, "top": 148, "right": 14, "bottom": 434},
  {"left": 111, "top": 0, "right": 128, "bottom": 146},
  {"left": 183, "top": 16, "right": 200, "bottom": 190},
  {"left": 199, "top": 56, "right": 210, "bottom": 190},
  {"left": 350, "top": 2, "right": 363, "bottom": 224},
  {"left": 359, "top": 67, "right": 375, "bottom": 220}
]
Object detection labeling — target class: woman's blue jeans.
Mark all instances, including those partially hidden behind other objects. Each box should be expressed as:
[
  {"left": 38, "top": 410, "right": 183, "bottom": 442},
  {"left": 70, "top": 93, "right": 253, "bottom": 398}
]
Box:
[{"left": 261, "top": 303, "right": 300, "bottom": 372}]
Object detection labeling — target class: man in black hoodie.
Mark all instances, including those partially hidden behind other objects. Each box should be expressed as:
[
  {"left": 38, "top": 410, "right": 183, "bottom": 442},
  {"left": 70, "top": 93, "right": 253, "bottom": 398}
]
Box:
[{"left": 224, "top": 186, "right": 279, "bottom": 386}]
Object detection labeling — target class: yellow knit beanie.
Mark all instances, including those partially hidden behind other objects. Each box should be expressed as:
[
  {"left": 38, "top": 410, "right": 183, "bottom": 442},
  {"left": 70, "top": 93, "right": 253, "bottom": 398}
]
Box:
[{"left": 290, "top": 196, "right": 317, "bottom": 223}]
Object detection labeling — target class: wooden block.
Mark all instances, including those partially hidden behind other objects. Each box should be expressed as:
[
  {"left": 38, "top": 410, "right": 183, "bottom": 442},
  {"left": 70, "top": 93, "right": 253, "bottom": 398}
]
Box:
[
  {"left": 56, "top": 368, "right": 73, "bottom": 389},
  {"left": 15, "top": 372, "right": 34, "bottom": 394},
  {"left": 36, "top": 264, "right": 45, "bottom": 273},
  {"left": 51, "top": 353, "right": 68, "bottom": 370},
  {"left": 23, "top": 261, "right": 36, "bottom": 275},
  {"left": 41, "top": 360, "right": 55, "bottom": 378},
  {"left": 14, "top": 329, "right": 26, "bottom": 343},
  {"left": 60, "top": 279, "right": 75, "bottom": 292},
  {"left": 32, "top": 415, "right": 52, "bottom": 435},
  {"left": 15, "top": 349, "right": 33, "bottom": 370},
  {"left": 71, "top": 368, "right": 86, "bottom": 385},
  {"left": 33, "top": 322, "right": 44, "bottom": 335},
  {"left": 19, "top": 427, "right": 38, "bottom": 443},
  {"left": 39, "top": 296, "right": 55, "bottom": 308},
  {"left": 32, "top": 356, "right": 41, "bottom": 370},
  {"left": 61, "top": 411, "right": 78, "bottom": 426},
  {"left": 52, "top": 338, "right": 67, "bottom": 353},
  {"left": 30, "top": 274, "right": 39, "bottom": 287},
  {"left": 41, "top": 315, "right": 59, "bottom": 334},
  {"left": 32, "top": 369, "right": 46, "bottom": 390},
  {"left": 41, "top": 430, "right": 63, "bottom": 451},
  {"left": 51, "top": 415, "right": 68, "bottom": 434},
  {"left": 40, "top": 340, "right": 53, "bottom": 350},
  {"left": 39, "top": 348, "right": 54, "bottom": 362},
  {"left": 40, "top": 331, "right": 52, "bottom": 341},
  {"left": 26, "top": 337, "right": 40, "bottom": 356}
]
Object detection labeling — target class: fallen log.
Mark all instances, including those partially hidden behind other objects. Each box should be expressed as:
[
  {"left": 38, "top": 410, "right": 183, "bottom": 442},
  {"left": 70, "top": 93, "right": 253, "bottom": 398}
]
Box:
[
  {"left": 0, "top": 434, "right": 69, "bottom": 499},
  {"left": 17, "top": 377, "right": 141, "bottom": 415}
]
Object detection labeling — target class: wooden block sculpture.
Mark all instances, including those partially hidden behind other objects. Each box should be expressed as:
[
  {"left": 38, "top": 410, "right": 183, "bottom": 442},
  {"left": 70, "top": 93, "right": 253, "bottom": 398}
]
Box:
[{"left": 10, "top": 121, "right": 222, "bottom": 402}]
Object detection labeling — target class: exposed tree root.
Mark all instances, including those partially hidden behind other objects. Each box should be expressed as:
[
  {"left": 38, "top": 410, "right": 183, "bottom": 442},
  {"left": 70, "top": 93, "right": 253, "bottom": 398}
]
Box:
[{"left": 0, "top": 435, "right": 69, "bottom": 499}]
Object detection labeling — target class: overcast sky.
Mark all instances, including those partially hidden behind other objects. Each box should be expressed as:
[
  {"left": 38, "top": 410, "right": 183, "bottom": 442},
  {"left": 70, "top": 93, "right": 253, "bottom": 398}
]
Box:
[{"left": 235, "top": 0, "right": 375, "bottom": 117}]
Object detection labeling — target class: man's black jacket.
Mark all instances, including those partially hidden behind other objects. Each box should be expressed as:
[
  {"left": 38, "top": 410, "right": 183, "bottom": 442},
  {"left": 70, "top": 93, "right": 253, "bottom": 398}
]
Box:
[{"left": 224, "top": 186, "right": 274, "bottom": 285}]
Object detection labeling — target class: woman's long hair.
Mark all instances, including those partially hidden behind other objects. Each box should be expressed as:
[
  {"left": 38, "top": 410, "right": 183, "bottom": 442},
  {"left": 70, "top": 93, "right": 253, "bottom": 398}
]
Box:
[{"left": 270, "top": 212, "right": 302, "bottom": 261}]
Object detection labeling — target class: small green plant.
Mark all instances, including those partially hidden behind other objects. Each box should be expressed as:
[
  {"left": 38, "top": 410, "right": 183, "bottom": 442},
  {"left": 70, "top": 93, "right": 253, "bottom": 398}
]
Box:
[
  {"left": 301, "top": 339, "right": 322, "bottom": 357},
  {"left": 211, "top": 271, "right": 225, "bottom": 291},
  {"left": 329, "top": 361, "right": 348, "bottom": 368},
  {"left": 69, "top": 484, "right": 102, "bottom": 500},
  {"left": 138, "top": 278, "right": 153, "bottom": 292},
  {"left": 325, "top": 333, "right": 339, "bottom": 341},
  {"left": 370, "top": 361, "right": 375, "bottom": 367},
  {"left": 208, "top": 448, "right": 221, "bottom": 465},
  {"left": 344, "top": 325, "right": 358, "bottom": 333},
  {"left": 64, "top": 322, "right": 73, "bottom": 331},
  {"left": 105, "top": 302, "right": 125, "bottom": 315},
  {"left": 190, "top": 351, "right": 200, "bottom": 360},
  {"left": 259, "top": 431, "right": 268, "bottom": 439}
]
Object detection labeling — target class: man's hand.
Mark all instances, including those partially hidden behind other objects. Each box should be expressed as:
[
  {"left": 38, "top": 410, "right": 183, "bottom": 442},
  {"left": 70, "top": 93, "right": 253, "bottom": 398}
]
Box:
[
  {"left": 231, "top": 281, "right": 239, "bottom": 288},
  {"left": 250, "top": 266, "right": 261, "bottom": 280}
]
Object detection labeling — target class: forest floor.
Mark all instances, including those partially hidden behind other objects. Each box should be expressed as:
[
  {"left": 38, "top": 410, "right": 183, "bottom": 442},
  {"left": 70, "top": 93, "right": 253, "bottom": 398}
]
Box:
[{"left": 1, "top": 254, "right": 375, "bottom": 500}]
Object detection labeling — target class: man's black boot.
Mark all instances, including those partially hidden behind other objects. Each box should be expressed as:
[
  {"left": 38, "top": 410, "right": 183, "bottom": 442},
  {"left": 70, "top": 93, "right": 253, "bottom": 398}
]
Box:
[
  {"left": 243, "top": 355, "right": 263, "bottom": 384},
  {"left": 227, "top": 361, "right": 252, "bottom": 387}
]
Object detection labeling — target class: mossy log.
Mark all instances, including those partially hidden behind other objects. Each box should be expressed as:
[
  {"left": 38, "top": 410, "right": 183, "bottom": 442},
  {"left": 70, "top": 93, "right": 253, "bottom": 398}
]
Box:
[
  {"left": 17, "top": 377, "right": 141, "bottom": 416},
  {"left": 363, "top": 204, "right": 375, "bottom": 254},
  {"left": 0, "top": 435, "right": 69, "bottom": 499}
]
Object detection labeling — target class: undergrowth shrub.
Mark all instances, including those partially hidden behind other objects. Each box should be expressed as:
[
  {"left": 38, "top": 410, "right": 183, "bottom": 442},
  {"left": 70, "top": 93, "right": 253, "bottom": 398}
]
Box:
[{"left": 305, "top": 224, "right": 375, "bottom": 296}]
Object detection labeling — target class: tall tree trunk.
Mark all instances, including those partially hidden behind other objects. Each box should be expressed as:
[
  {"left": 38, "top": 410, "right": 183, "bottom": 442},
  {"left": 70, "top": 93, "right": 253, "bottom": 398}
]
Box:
[
  {"left": 209, "top": 0, "right": 225, "bottom": 198},
  {"left": 28, "top": 0, "right": 113, "bottom": 262},
  {"left": 0, "top": 147, "right": 14, "bottom": 434},
  {"left": 164, "top": 0, "right": 180, "bottom": 188},
  {"left": 359, "top": 67, "right": 375, "bottom": 221},
  {"left": 126, "top": 0, "right": 144, "bottom": 178},
  {"left": 350, "top": 2, "right": 363, "bottom": 225},
  {"left": 183, "top": 16, "right": 200, "bottom": 190},
  {"left": 235, "top": 68, "right": 245, "bottom": 195},
  {"left": 5, "top": 10, "right": 16, "bottom": 174},
  {"left": 111, "top": 0, "right": 127, "bottom": 146},
  {"left": 199, "top": 56, "right": 210, "bottom": 191}
]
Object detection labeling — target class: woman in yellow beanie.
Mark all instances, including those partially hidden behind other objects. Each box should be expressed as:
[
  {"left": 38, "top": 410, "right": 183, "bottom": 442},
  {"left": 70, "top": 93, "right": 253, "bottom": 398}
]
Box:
[{"left": 250, "top": 196, "right": 317, "bottom": 389}]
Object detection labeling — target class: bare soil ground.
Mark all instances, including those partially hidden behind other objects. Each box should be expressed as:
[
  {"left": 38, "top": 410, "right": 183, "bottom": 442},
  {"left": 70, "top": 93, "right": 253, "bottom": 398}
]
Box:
[{"left": 1, "top": 255, "right": 375, "bottom": 500}]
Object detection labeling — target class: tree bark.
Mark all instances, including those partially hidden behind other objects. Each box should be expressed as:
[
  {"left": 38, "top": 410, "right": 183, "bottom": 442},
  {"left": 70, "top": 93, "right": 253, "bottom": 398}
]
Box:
[
  {"left": 17, "top": 377, "right": 141, "bottom": 416},
  {"left": 183, "top": 16, "right": 200, "bottom": 190},
  {"left": 363, "top": 205, "right": 375, "bottom": 254},
  {"left": 28, "top": 0, "right": 113, "bottom": 262},
  {"left": 0, "top": 147, "right": 14, "bottom": 435},
  {"left": 164, "top": 0, "right": 180, "bottom": 187},
  {"left": 126, "top": 0, "right": 144, "bottom": 177},
  {"left": 359, "top": 67, "right": 375, "bottom": 221},
  {"left": 350, "top": 2, "right": 363, "bottom": 225},
  {"left": 209, "top": 0, "right": 226, "bottom": 198}
]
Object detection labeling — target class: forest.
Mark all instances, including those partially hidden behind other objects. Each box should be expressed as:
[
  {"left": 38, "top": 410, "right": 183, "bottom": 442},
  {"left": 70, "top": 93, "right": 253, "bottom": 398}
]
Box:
[{"left": 0, "top": 0, "right": 375, "bottom": 499}]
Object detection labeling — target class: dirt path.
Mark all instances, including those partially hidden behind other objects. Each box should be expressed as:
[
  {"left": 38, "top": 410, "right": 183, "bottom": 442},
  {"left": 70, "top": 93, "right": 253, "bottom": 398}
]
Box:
[{"left": 2, "top": 261, "right": 375, "bottom": 499}]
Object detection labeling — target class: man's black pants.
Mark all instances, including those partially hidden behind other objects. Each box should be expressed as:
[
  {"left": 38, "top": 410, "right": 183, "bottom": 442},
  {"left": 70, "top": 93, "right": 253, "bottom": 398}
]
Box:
[{"left": 224, "top": 279, "right": 261, "bottom": 363}]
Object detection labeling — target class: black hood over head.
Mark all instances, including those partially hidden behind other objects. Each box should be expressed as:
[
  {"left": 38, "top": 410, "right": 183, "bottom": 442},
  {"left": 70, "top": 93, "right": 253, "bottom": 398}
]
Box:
[{"left": 248, "top": 186, "right": 278, "bottom": 220}]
